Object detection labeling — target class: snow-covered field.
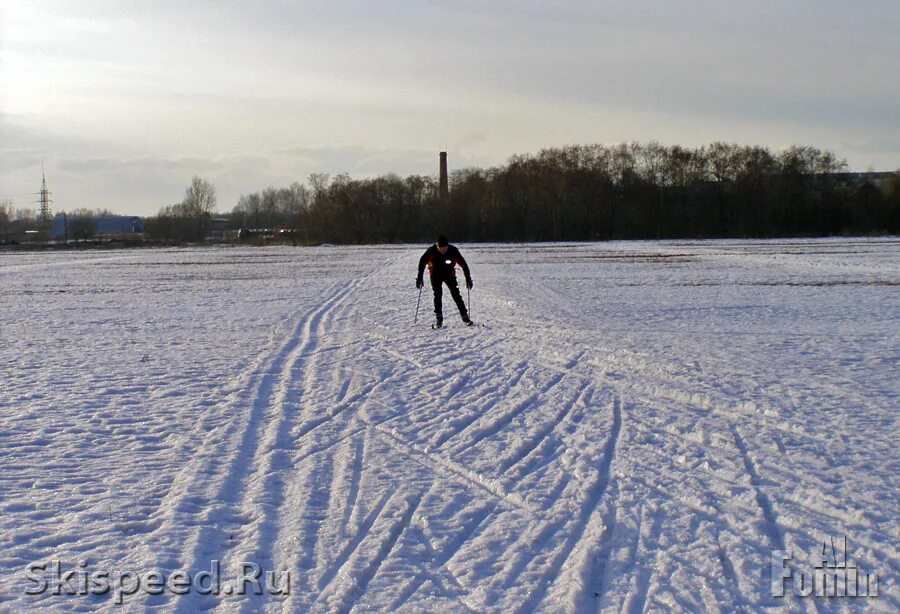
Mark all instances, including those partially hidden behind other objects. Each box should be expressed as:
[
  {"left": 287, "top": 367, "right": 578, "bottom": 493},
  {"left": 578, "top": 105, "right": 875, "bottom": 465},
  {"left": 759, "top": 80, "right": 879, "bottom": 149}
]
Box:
[{"left": 1, "top": 239, "right": 897, "bottom": 613}]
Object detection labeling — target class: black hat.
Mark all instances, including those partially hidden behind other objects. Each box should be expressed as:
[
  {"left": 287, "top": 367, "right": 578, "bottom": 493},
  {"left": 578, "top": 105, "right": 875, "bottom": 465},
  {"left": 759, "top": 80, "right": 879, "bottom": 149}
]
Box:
[{"left": 437, "top": 235, "right": 449, "bottom": 247}]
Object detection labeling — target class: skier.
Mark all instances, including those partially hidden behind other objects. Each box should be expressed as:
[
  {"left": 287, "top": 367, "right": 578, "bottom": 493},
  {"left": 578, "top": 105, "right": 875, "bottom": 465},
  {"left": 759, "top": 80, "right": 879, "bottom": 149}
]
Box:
[{"left": 416, "top": 235, "right": 474, "bottom": 328}]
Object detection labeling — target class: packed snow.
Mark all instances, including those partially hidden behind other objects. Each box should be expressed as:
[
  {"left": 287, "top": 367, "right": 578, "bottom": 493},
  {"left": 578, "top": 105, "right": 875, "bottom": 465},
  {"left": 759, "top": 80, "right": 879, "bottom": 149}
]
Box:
[{"left": 0, "top": 239, "right": 897, "bottom": 613}]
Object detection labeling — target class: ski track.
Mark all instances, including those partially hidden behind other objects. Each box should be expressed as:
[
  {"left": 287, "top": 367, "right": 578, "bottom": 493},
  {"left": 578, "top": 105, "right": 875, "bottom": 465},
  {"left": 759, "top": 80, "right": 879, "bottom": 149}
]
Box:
[
  {"left": 533, "top": 393, "right": 624, "bottom": 614},
  {"left": 226, "top": 278, "right": 363, "bottom": 613},
  {"left": 160, "top": 278, "right": 362, "bottom": 612},
  {"left": 497, "top": 382, "right": 593, "bottom": 477},
  {"left": 620, "top": 503, "right": 664, "bottom": 614},
  {"left": 388, "top": 503, "right": 497, "bottom": 611},
  {"left": 137, "top": 266, "right": 376, "bottom": 612},
  {"left": 128, "top": 292, "right": 332, "bottom": 604},
  {"left": 445, "top": 370, "right": 568, "bottom": 459},
  {"left": 370, "top": 423, "right": 534, "bottom": 514},
  {"left": 2, "top": 240, "right": 897, "bottom": 613},
  {"left": 730, "top": 425, "right": 786, "bottom": 553}
]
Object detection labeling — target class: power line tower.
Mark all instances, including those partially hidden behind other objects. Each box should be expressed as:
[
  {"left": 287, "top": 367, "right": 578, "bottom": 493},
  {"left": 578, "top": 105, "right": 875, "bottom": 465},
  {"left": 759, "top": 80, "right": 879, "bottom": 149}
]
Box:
[{"left": 37, "top": 163, "right": 54, "bottom": 232}]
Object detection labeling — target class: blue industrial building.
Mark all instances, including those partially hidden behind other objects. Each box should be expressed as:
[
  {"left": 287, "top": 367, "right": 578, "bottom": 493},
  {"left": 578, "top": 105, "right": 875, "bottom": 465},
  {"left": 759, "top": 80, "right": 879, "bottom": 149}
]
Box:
[{"left": 49, "top": 215, "right": 143, "bottom": 240}]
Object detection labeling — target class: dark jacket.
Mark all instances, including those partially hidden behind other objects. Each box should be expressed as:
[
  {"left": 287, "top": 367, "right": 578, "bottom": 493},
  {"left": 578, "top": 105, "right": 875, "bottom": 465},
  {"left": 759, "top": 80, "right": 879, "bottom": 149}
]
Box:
[{"left": 418, "top": 244, "right": 471, "bottom": 283}]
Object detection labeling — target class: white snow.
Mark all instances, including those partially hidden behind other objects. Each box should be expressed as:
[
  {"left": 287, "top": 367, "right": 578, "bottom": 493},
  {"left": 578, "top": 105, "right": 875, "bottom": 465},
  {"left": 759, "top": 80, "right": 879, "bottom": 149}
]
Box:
[{"left": 0, "top": 239, "right": 897, "bottom": 612}]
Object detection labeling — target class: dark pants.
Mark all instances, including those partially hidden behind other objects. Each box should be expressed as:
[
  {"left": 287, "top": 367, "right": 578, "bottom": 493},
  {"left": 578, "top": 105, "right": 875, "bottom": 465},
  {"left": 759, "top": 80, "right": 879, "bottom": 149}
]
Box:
[{"left": 432, "top": 275, "right": 468, "bottom": 322}]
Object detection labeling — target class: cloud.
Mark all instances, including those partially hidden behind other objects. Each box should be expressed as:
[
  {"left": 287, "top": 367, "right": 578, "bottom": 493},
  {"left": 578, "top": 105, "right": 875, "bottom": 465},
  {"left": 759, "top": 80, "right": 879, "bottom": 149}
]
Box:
[
  {"left": 48, "top": 154, "right": 281, "bottom": 213},
  {"left": 275, "top": 144, "right": 434, "bottom": 173},
  {"left": 55, "top": 154, "right": 270, "bottom": 175},
  {"left": 3, "top": 0, "right": 898, "bottom": 214}
]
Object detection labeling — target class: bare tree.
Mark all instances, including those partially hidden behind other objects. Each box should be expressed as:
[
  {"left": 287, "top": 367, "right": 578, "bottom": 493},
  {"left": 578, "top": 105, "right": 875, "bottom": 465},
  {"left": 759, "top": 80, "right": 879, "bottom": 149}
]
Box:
[
  {"left": 281, "top": 182, "right": 309, "bottom": 228},
  {"left": 182, "top": 176, "right": 217, "bottom": 240},
  {"left": 233, "top": 193, "right": 263, "bottom": 229},
  {"left": 69, "top": 216, "right": 96, "bottom": 241},
  {"left": 0, "top": 199, "right": 11, "bottom": 242},
  {"left": 637, "top": 141, "right": 666, "bottom": 185},
  {"left": 260, "top": 187, "right": 279, "bottom": 228},
  {"left": 183, "top": 176, "right": 216, "bottom": 216},
  {"left": 708, "top": 142, "right": 739, "bottom": 183}
]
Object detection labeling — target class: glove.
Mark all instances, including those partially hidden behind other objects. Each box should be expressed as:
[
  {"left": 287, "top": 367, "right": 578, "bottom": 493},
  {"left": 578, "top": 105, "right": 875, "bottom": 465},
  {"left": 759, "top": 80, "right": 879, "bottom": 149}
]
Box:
[
  {"left": 466, "top": 278, "right": 473, "bottom": 290},
  {"left": 416, "top": 277, "right": 424, "bottom": 289}
]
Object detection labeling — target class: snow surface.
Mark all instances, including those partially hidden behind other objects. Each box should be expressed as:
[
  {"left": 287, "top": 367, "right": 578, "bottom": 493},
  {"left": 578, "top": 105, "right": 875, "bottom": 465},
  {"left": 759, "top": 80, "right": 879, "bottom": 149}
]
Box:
[{"left": 0, "top": 239, "right": 897, "bottom": 613}]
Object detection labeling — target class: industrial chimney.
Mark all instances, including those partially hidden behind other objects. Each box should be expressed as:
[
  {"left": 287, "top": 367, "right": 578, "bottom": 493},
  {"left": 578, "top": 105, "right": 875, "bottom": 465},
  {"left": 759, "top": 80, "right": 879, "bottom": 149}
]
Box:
[{"left": 439, "top": 151, "right": 449, "bottom": 200}]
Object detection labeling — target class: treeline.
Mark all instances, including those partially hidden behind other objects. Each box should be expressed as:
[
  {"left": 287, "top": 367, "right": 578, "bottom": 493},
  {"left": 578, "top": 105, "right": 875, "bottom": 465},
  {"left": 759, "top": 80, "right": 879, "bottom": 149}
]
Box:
[
  {"left": 230, "top": 173, "right": 437, "bottom": 243},
  {"left": 447, "top": 143, "right": 899, "bottom": 240},
  {"left": 223, "top": 142, "right": 898, "bottom": 243},
  {"left": 0, "top": 203, "right": 114, "bottom": 244},
  {"left": 143, "top": 176, "right": 217, "bottom": 242},
  {"left": 0, "top": 201, "right": 35, "bottom": 243},
  {"left": 6, "top": 143, "right": 898, "bottom": 246}
]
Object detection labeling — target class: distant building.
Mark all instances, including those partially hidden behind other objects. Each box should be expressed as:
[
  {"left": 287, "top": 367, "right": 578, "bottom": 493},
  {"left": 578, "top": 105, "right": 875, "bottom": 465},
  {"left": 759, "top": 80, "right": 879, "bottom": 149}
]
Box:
[
  {"left": 826, "top": 171, "right": 897, "bottom": 190},
  {"left": 49, "top": 215, "right": 143, "bottom": 241},
  {"left": 206, "top": 217, "right": 231, "bottom": 241}
]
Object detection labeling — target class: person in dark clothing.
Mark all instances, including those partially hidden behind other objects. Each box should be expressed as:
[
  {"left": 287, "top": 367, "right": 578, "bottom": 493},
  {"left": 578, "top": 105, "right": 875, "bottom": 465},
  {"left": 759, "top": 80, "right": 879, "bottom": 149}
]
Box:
[{"left": 416, "top": 235, "right": 473, "bottom": 328}]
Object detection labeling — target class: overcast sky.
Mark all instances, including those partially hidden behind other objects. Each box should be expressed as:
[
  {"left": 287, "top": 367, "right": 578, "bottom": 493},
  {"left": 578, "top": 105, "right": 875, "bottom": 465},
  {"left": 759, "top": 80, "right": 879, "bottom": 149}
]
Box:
[{"left": 2, "top": 0, "right": 898, "bottom": 216}]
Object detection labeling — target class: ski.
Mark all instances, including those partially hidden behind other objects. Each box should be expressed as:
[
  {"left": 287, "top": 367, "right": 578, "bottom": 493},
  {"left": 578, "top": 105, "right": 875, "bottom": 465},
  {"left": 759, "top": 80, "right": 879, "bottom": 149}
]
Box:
[
  {"left": 429, "top": 321, "right": 483, "bottom": 329},
  {"left": 431, "top": 320, "right": 482, "bottom": 329}
]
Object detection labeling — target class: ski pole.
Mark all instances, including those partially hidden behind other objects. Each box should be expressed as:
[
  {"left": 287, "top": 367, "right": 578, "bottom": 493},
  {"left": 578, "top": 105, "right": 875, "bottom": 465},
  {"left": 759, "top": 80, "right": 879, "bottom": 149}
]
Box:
[
  {"left": 414, "top": 285, "right": 423, "bottom": 324},
  {"left": 467, "top": 286, "right": 471, "bottom": 319}
]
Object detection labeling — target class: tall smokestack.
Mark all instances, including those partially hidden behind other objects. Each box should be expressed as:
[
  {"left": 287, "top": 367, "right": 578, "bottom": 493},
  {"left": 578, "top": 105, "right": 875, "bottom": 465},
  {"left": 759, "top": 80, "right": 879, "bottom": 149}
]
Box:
[{"left": 439, "top": 151, "right": 449, "bottom": 200}]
